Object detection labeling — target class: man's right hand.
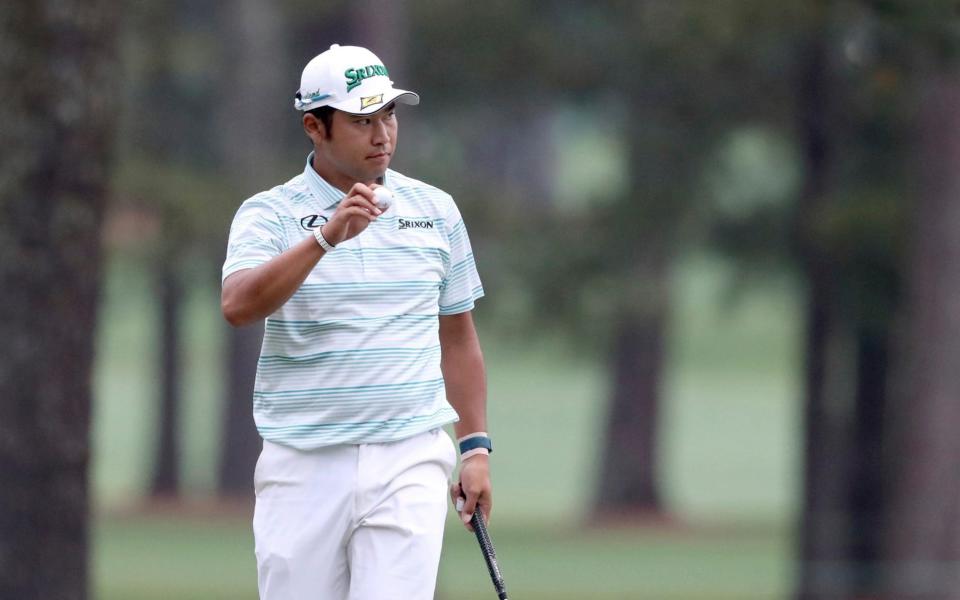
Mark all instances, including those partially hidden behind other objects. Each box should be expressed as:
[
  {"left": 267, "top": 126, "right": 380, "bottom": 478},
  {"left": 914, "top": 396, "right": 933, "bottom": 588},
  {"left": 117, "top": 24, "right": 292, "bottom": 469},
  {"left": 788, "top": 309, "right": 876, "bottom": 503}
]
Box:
[
  {"left": 320, "top": 183, "right": 383, "bottom": 246},
  {"left": 221, "top": 182, "right": 386, "bottom": 327}
]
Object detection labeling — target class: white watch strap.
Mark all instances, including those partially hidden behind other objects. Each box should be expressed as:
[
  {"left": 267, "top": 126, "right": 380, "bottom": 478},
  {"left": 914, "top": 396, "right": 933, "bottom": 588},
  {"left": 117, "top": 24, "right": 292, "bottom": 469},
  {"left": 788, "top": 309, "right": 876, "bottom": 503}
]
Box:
[{"left": 314, "top": 226, "right": 336, "bottom": 252}]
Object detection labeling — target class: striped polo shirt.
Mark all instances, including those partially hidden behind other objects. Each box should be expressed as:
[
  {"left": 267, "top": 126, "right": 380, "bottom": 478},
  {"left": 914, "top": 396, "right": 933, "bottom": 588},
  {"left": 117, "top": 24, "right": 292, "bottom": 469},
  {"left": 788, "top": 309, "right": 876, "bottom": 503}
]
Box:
[{"left": 222, "top": 154, "right": 484, "bottom": 449}]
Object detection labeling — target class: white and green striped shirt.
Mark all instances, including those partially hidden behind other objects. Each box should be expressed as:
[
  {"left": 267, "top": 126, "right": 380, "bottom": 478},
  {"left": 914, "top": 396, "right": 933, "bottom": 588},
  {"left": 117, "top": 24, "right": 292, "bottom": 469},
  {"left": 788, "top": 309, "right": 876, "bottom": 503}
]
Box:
[{"left": 222, "top": 154, "right": 484, "bottom": 449}]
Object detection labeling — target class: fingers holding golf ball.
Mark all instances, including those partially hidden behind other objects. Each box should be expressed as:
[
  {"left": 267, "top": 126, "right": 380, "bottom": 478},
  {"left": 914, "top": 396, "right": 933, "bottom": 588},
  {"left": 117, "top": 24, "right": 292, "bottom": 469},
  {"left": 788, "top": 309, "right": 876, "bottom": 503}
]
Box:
[
  {"left": 320, "top": 183, "right": 382, "bottom": 246},
  {"left": 373, "top": 186, "right": 394, "bottom": 211}
]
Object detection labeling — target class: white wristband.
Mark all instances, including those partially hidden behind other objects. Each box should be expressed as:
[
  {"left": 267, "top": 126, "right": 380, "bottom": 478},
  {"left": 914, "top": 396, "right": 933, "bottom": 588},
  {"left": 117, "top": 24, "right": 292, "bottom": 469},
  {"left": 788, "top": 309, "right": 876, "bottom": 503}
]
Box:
[
  {"left": 314, "top": 226, "right": 336, "bottom": 252},
  {"left": 460, "top": 448, "right": 490, "bottom": 461},
  {"left": 457, "top": 431, "right": 489, "bottom": 443}
]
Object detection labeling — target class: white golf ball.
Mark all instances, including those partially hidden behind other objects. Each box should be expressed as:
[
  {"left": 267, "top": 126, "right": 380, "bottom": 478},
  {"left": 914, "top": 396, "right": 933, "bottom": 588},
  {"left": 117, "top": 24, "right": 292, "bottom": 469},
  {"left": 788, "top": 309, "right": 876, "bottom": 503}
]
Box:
[{"left": 374, "top": 187, "right": 393, "bottom": 211}]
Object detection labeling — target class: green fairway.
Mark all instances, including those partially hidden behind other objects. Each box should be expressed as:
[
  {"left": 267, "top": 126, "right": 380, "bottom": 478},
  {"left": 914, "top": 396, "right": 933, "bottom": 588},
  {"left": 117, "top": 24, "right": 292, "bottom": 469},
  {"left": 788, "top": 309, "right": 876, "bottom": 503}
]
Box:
[
  {"left": 91, "top": 250, "right": 801, "bottom": 597},
  {"left": 94, "top": 513, "right": 256, "bottom": 600},
  {"left": 94, "top": 512, "right": 791, "bottom": 599},
  {"left": 439, "top": 519, "right": 791, "bottom": 599}
]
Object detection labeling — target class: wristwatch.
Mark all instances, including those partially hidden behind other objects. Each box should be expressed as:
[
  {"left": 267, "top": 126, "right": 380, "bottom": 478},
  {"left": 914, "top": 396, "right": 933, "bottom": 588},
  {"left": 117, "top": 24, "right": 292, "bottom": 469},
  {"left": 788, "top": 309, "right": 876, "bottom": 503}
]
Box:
[{"left": 314, "top": 225, "right": 336, "bottom": 252}]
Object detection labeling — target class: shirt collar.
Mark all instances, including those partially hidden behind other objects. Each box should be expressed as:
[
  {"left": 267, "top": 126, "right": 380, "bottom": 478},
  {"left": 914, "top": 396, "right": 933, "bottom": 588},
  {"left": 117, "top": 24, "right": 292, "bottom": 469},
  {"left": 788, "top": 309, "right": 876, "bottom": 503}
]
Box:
[
  {"left": 303, "top": 152, "right": 346, "bottom": 209},
  {"left": 302, "top": 152, "right": 392, "bottom": 209}
]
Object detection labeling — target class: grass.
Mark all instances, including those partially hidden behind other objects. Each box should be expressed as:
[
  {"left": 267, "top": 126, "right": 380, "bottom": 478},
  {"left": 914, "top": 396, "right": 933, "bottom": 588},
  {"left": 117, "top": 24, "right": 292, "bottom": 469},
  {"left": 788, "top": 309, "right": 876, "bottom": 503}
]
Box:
[
  {"left": 94, "top": 512, "right": 792, "bottom": 600},
  {"left": 91, "top": 250, "right": 802, "bottom": 598},
  {"left": 95, "top": 513, "right": 256, "bottom": 600},
  {"left": 439, "top": 520, "right": 792, "bottom": 599}
]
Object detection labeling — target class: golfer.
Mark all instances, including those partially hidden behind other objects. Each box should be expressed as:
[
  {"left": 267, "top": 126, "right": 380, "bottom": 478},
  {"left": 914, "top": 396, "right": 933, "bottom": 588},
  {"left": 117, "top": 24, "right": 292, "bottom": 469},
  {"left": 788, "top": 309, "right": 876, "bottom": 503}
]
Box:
[{"left": 220, "top": 44, "right": 493, "bottom": 599}]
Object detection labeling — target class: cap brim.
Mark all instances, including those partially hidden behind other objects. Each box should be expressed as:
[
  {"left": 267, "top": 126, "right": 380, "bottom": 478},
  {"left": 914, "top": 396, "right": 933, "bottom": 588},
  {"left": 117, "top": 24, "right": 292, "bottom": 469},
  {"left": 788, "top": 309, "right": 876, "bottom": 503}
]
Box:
[{"left": 331, "top": 89, "right": 420, "bottom": 115}]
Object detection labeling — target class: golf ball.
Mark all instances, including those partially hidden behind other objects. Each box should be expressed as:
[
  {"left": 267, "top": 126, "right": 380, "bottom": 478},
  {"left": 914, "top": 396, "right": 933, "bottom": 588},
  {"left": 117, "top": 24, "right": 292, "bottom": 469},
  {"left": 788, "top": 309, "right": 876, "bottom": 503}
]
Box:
[{"left": 374, "top": 187, "right": 393, "bottom": 211}]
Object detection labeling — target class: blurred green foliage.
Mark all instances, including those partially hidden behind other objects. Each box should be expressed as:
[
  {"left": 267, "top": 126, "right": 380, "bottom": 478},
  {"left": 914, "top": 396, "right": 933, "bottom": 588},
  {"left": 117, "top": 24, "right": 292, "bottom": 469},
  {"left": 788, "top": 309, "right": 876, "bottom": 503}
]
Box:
[
  {"left": 89, "top": 0, "right": 960, "bottom": 595},
  {"left": 97, "top": 0, "right": 960, "bottom": 520}
]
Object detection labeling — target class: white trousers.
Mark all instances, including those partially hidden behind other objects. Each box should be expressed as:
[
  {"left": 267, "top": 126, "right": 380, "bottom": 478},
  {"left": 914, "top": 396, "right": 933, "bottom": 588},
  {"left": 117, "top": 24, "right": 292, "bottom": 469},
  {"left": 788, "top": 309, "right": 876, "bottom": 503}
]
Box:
[{"left": 253, "top": 428, "right": 457, "bottom": 600}]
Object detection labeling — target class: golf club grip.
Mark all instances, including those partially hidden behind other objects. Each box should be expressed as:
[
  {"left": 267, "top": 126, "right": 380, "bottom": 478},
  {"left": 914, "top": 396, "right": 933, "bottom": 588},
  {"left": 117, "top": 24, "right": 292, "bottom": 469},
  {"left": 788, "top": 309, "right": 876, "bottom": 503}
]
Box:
[{"left": 471, "top": 511, "right": 508, "bottom": 600}]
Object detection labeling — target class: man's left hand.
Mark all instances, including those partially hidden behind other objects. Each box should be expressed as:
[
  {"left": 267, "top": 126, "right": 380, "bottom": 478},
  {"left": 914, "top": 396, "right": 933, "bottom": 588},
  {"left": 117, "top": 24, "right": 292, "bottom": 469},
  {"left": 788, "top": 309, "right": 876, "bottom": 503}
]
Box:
[{"left": 449, "top": 453, "right": 492, "bottom": 531}]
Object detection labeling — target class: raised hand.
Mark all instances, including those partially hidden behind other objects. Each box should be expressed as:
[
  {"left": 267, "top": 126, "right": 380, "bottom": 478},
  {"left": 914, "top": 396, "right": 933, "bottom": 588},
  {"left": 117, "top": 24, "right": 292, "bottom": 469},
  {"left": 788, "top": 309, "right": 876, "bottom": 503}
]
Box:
[{"left": 319, "top": 182, "right": 383, "bottom": 246}]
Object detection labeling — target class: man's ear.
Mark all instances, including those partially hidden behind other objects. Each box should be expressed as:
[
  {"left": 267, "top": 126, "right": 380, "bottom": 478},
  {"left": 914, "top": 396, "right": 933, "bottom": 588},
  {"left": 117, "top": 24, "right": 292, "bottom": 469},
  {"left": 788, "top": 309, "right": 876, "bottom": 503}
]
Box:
[{"left": 303, "top": 113, "right": 327, "bottom": 141}]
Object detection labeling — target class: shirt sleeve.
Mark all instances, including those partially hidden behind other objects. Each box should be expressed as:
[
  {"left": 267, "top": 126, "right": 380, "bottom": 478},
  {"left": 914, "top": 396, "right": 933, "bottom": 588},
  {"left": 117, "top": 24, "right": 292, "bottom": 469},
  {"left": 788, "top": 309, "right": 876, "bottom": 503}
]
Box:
[
  {"left": 222, "top": 194, "right": 288, "bottom": 283},
  {"left": 438, "top": 197, "right": 484, "bottom": 315}
]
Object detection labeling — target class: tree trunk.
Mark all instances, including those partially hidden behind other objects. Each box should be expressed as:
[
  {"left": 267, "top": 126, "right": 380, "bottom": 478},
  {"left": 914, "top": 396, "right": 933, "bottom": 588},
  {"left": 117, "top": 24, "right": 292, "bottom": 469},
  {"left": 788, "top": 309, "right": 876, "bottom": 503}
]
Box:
[
  {"left": 151, "top": 254, "right": 182, "bottom": 496},
  {"left": 796, "top": 274, "right": 852, "bottom": 600},
  {"left": 591, "top": 70, "right": 686, "bottom": 520},
  {"left": 794, "top": 14, "right": 855, "bottom": 598},
  {"left": 847, "top": 328, "right": 888, "bottom": 595},
  {"left": 882, "top": 73, "right": 960, "bottom": 600},
  {"left": 216, "top": 0, "right": 284, "bottom": 496},
  {"left": 594, "top": 309, "right": 665, "bottom": 516},
  {"left": 129, "top": 0, "right": 188, "bottom": 501},
  {"left": 0, "top": 2, "right": 121, "bottom": 598},
  {"left": 219, "top": 322, "right": 264, "bottom": 495}
]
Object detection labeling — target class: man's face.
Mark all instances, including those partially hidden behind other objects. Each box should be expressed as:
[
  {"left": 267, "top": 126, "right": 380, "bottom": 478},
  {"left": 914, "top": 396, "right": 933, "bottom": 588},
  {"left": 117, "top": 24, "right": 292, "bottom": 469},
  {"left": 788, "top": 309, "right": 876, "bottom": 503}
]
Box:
[{"left": 309, "top": 104, "right": 398, "bottom": 190}]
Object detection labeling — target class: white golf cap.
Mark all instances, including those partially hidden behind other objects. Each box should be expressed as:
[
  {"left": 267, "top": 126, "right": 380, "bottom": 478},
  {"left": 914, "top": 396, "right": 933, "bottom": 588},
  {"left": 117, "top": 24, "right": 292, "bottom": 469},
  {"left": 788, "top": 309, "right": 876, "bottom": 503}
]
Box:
[{"left": 294, "top": 44, "right": 420, "bottom": 114}]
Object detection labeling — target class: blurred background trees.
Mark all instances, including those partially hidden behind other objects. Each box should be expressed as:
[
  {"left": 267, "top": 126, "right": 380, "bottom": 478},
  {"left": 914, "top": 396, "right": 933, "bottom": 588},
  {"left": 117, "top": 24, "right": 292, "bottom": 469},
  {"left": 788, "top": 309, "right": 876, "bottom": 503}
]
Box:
[
  {"left": 0, "top": 2, "right": 122, "bottom": 598},
  {"left": 4, "top": 0, "right": 960, "bottom": 598}
]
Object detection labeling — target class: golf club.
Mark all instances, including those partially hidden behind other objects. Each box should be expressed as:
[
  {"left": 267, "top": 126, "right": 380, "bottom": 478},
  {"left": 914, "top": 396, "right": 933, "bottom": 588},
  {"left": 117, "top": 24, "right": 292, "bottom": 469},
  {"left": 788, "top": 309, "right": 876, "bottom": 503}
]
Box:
[{"left": 458, "top": 495, "right": 509, "bottom": 599}]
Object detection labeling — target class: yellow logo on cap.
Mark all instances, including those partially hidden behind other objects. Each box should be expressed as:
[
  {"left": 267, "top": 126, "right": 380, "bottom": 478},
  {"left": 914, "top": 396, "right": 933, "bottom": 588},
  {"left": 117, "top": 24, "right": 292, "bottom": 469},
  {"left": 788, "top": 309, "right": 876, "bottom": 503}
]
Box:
[{"left": 360, "top": 94, "right": 384, "bottom": 109}]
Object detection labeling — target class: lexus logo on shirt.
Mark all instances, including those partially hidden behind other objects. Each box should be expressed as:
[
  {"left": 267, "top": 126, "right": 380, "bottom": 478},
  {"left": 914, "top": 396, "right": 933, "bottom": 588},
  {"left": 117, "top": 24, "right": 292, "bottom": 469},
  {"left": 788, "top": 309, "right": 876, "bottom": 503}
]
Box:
[{"left": 300, "top": 215, "right": 328, "bottom": 230}]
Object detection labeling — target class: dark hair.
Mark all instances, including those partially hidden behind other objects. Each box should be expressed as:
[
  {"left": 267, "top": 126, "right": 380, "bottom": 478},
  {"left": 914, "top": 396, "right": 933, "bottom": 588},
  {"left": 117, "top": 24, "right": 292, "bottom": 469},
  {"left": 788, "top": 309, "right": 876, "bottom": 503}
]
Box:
[{"left": 303, "top": 105, "right": 336, "bottom": 137}]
